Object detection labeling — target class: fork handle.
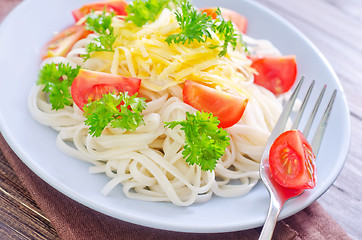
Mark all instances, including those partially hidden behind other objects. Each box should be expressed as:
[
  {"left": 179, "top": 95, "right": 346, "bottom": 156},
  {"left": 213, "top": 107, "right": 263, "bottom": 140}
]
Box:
[{"left": 259, "top": 196, "right": 282, "bottom": 240}]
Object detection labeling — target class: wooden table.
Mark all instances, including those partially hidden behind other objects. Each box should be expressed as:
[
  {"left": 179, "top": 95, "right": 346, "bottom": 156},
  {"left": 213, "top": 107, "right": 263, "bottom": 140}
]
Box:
[{"left": 1, "top": 0, "right": 361, "bottom": 239}]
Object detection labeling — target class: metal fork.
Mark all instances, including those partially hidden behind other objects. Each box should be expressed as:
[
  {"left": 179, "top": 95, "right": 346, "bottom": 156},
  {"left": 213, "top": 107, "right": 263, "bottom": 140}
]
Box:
[{"left": 258, "top": 76, "right": 337, "bottom": 240}]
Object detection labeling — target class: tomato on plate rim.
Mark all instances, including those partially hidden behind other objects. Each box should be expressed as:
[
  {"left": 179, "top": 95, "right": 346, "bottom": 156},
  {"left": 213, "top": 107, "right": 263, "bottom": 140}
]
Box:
[
  {"left": 201, "top": 7, "right": 248, "bottom": 34},
  {"left": 72, "top": 0, "right": 128, "bottom": 22},
  {"left": 40, "top": 24, "right": 90, "bottom": 60}
]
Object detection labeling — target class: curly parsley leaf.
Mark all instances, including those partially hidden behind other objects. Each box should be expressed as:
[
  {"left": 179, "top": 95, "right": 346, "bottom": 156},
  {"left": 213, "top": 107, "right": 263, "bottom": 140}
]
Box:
[
  {"left": 164, "top": 111, "right": 230, "bottom": 171},
  {"left": 85, "top": 10, "right": 114, "bottom": 34},
  {"left": 37, "top": 63, "right": 80, "bottom": 110},
  {"left": 126, "top": 0, "right": 181, "bottom": 27},
  {"left": 83, "top": 92, "right": 147, "bottom": 137},
  {"left": 212, "top": 8, "right": 240, "bottom": 56},
  {"left": 166, "top": 2, "right": 246, "bottom": 57},
  {"left": 82, "top": 11, "right": 116, "bottom": 60},
  {"left": 165, "top": 1, "right": 213, "bottom": 45}
]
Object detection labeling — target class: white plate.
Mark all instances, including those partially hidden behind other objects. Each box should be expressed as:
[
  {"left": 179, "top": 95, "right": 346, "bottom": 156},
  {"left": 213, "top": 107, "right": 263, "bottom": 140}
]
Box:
[{"left": 0, "top": 0, "right": 350, "bottom": 233}]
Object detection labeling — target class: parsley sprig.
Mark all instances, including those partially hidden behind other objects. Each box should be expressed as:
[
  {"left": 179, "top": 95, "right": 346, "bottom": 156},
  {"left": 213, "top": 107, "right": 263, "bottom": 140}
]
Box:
[
  {"left": 83, "top": 92, "right": 147, "bottom": 137},
  {"left": 165, "top": 1, "right": 213, "bottom": 45},
  {"left": 82, "top": 11, "right": 116, "bottom": 61},
  {"left": 165, "top": 111, "right": 230, "bottom": 171},
  {"left": 211, "top": 8, "right": 240, "bottom": 57},
  {"left": 37, "top": 63, "right": 80, "bottom": 110},
  {"left": 126, "top": 0, "right": 181, "bottom": 27},
  {"left": 166, "top": 1, "right": 245, "bottom": 57}
]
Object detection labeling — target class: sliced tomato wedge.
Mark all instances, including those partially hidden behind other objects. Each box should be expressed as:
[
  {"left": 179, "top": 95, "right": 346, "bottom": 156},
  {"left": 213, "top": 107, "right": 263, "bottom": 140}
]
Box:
[
  {"left": 269, "top": 129, "right": 316, "bottom": 189},
  {"left": 71, "top": 69, "right": 141, "bottom": 110},
  {"left": 201, "top": 7, "right": 247, "bottom": 34},
  {"left": 72, "top": 0, "right": 128, "bottom": 22},
  {"left": 41, "top": 25, "right": 90, "bottom": 60},
  {"left": 249, "top": 55, "right": 297, "bottom": 95},
  {"left": 183, "top": 80, "right": 248, "bottom": 128}
]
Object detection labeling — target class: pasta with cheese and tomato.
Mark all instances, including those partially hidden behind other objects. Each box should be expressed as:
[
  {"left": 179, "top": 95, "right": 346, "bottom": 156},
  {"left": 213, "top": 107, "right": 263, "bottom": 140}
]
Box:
[{"left": 28, "top": 1, "right": 296, "bottom": 206}]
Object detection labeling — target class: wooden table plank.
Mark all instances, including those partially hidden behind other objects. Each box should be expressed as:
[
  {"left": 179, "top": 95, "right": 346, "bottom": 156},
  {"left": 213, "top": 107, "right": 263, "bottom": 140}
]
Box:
[
  {"left": 0, "top": 0, "right": 19, "bottom": 22},
  {"left": 0, "top": 153, "right": 58, "bottom": 239}
]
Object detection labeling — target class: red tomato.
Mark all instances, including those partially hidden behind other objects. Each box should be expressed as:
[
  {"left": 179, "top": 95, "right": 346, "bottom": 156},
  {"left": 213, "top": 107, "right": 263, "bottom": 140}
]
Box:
[
  {"left": 183, "top": 80, "right": 248, "bottom": 128},
  {"left": 72, "top": 0, "right": 127, "bottom": 22},
  {"left": 249, "top": 55, "right": 297, "bottom": 95},
  {"left": 269, "top": 129, "right": 316, "bottom": 189},
  {"left": 201, "top": 7, "right": 247, "bottom": 34},
  {"left": 41, "top": 25, "right": 90, "bottom": 60},
  {"left": 71, "top": 69, "right": 141, "bottom": 110}
]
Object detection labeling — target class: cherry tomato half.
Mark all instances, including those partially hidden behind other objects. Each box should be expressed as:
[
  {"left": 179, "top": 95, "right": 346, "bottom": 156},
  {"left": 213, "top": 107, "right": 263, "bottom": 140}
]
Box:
[
  {"left": 72, "top": 0, "right": 128, "bottom": 22},
  {"left": 249, "top": 55, "right": 297, "bottom": 95},
  {"left": 269, "top": 129, "right": 316, "bottom": 189},
  {"left": 183, "top": 80, "right": 248, "bottom": 128},
  {"left": 41, "top": 25, "right": 90, "bottom": 60},
  {"left": 71, "top": 69, "right": 141, "bottom": 110},
  {"left": 201, "top": 7, "right": 248, "bottom": 34}
]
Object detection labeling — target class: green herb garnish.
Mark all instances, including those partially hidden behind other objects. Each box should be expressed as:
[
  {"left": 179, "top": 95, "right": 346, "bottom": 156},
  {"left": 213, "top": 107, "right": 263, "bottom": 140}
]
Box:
[
  {"left": 165, "top": 111, "right": 230, "bottom": 171},
  {"left": 211, "top": 8, "right": 240, "bottom": 57},
  {"left": 83, "top": 92, "right": 147, "bottom": 137},
  {"left": 165, "top": 1, "right": 213, "bottom": 44},
  {"left": 166, "top": 1, "right": 245, "bottom": 57},
  {"left": 37, "top": 63, "right": 80, "bottom": 110},
  {"left": 126, "top": 0, "right": 181, "bottom": 27},
  {"left": 82, "top": 11, "right": 116, "bottom": 60}
]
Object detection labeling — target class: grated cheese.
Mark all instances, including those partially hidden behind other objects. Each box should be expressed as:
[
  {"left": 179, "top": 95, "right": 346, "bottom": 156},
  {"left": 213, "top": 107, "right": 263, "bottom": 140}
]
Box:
[{"left": 88, "top": 8, "right": 253, "bottom": 97}]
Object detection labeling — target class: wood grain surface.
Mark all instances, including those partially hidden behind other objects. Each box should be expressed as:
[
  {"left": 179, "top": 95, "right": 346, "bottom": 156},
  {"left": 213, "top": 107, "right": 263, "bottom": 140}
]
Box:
[{"left": 1, "top": 0, "right": 361, "bottom": 239}]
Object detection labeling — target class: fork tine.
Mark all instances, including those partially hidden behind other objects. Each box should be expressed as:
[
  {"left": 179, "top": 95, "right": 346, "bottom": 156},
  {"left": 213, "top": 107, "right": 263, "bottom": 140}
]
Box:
[
  {"left": 269, "top": 76, "right": 304, "bottom": 139},
  {"left": 291, "top": 80, "right": 315, "bottom": 129},
  {"left": 311, "top": 89, "right": 337, "bottom": 156},
  {"left": 303, "top": 85, "right": 326, "bottom": 137}
]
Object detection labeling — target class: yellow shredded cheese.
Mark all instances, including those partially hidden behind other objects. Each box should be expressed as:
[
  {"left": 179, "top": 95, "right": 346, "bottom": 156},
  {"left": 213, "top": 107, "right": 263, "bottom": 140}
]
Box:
[{"left": 90, "top": 8, "right": 253, "bottom": 97}]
